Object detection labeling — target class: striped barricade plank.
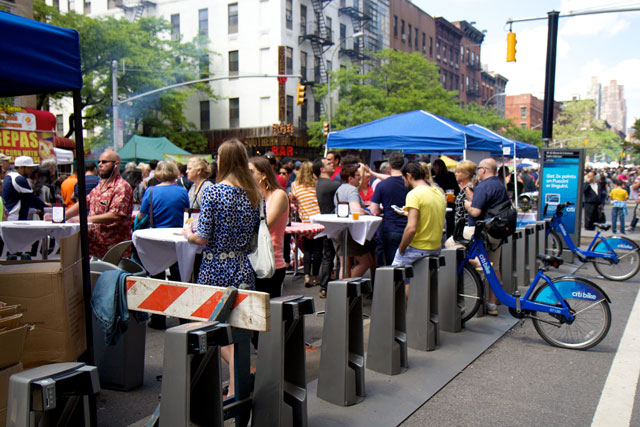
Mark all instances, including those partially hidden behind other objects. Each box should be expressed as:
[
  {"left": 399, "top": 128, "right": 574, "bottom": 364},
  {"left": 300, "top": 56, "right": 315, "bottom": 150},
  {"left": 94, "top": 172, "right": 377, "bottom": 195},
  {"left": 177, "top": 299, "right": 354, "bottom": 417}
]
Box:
[{"left": 125, "top": 276, "right": 270, "bottom": 331}]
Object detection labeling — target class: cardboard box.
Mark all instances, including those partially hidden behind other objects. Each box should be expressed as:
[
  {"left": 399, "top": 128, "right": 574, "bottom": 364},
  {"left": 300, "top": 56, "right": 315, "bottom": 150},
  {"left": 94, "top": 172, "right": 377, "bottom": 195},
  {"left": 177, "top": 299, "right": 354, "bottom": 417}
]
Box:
[
  {"left": 0, "top": 232, "right": 86, "bottom": 368},
  {"left": 0, "top": 325, "right": 29, "bottom": 370},
  {"left": 0, "top": 362, "right": 23, "bottom": 427},
  {"left": 0, "top": 314, "right": 22, "bottom": 332}
]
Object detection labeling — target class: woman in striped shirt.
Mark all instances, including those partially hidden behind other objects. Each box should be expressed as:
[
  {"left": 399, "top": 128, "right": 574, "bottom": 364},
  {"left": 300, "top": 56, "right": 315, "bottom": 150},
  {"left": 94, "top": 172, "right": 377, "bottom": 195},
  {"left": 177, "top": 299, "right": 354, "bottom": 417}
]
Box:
[{"left": 290, "top": 161, "right": 322, "bottom": 287}]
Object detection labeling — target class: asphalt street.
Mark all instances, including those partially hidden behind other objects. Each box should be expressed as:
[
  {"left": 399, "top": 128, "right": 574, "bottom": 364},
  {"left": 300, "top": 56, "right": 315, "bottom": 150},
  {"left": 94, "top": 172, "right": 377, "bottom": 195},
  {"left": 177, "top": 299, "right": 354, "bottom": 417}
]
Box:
[{"left": 95, "top": 205, "right": 640, "bottom": 426}]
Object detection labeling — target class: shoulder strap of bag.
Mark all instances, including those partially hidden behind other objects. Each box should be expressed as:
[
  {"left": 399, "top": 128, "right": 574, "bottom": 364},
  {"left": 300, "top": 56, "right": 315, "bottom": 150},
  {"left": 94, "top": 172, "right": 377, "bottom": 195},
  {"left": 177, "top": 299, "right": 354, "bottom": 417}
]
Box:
[
  {"left": 259, "top": 197, "right": 266, "bottom": 221},
  {"left": 149, "top": 187, "right": 154, "bottom": 228},
  {"left": 190, "top": 181, "right": 205, "bottom": 210}
]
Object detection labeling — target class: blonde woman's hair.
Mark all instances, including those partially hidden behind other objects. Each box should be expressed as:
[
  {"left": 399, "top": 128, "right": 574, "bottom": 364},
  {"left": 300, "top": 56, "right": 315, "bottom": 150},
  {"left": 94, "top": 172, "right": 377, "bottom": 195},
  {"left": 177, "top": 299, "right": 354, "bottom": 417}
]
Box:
[
  {"left": 154, "top": 161, "right": 180, "bottom": 182},
  {"left": 419, "top": 161, "right": 435, "bottom": 185},
  {"left": 294, "top": 161, "right": 316, "bottom": 187},
  {"left": 456, "top": 160, "right": 477, "bottom": 179},
  {"left": 217, "top": 139, "right": 262, "bottom": 208},
  {"left": 188, "top": 157, "right": 211, "bottom": 180}
]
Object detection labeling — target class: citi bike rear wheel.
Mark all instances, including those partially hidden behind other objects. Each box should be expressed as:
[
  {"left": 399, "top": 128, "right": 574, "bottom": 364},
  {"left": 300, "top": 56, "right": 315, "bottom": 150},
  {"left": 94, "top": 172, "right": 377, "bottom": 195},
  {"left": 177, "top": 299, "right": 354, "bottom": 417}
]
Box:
[
  {"left": 531, "top": 278, "right": 611, "bottom": 350},
  {"left": 460, "top": 263, "right": 484, "bottom": 323},
  {"left": 593, "top": 236, "right": 640, "bottom": 281},
  {"left": 546, "top": 231, "right": 563, "bottom": 257}
]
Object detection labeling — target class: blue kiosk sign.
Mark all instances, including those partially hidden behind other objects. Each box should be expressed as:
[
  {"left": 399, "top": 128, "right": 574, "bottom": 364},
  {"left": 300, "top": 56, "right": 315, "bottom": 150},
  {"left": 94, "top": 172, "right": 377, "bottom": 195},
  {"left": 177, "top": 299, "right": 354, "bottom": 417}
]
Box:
[{"left": 539, "top": 148, "right": 585, "bottom": 245}]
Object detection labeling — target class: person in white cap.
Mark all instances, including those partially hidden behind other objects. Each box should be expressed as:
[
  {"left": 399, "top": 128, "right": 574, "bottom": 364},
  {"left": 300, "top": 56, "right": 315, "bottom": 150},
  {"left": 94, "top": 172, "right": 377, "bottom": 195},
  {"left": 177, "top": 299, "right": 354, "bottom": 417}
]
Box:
[{"left": 1, "top": 156, "right": 47, "bottom": 221}]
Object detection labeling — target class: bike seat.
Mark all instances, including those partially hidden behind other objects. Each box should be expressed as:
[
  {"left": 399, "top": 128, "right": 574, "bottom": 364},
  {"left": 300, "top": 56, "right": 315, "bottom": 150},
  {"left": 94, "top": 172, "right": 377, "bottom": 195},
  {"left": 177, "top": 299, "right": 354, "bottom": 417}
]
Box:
[
  {"left": 593, "top": 223, "right": 611, "bottom": 231},
  {"left": 536, "top": 254, "right": 564, "bottom": 268}
]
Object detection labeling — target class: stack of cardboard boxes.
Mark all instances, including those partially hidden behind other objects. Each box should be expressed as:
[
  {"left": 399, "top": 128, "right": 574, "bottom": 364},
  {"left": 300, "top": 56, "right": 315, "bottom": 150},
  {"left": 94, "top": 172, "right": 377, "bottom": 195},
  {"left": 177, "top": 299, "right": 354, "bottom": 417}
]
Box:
[
  {"left": 0, "top": 303, "right": 29, "bottom": 427},
  {"left": 0, "top": 232, "right": 86, "bottom": 426}
]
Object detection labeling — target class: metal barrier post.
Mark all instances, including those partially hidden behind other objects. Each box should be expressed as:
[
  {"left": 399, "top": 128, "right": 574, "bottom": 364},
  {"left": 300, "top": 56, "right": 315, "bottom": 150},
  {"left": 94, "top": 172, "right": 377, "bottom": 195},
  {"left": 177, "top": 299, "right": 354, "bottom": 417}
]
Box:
[
  {"left": 524, "top": 224, "right": 536, "bottom": 285},
  {"left": 159, "top": 322, "right": 233, "bottom": 427},
  {"left": 407, "top": 257, "right": 440, "bottom": 350},
  {"left": 253, "top": 295, "right": 315, "bottom": 426},
  {"left": 366, "top": 266, "right": 410, "bottom": 375},
  {"left": 438, "top": 248, "right": 464, "bottom": 332},
  {"left": 515, "top": 228, "right": 527, "bottom": 288},
  {"left": 7, "top": 362, "right": 100, "bottom": 427},
  {"left": 537, "top": 221, "right": 546, "bottom": 258},
  {"left": 500, "top": 234, "right": 516, "bottom": 295},
  {"left": 317, "top": 278, "right": 370, "bottom": 406}
]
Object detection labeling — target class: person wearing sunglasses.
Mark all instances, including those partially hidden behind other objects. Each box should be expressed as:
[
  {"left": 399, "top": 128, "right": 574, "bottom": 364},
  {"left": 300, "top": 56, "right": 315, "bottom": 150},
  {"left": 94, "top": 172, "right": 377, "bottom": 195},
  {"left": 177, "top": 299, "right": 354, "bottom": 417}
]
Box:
[{"left": 66, "top": 150, "right": 133, "bottom": 258}]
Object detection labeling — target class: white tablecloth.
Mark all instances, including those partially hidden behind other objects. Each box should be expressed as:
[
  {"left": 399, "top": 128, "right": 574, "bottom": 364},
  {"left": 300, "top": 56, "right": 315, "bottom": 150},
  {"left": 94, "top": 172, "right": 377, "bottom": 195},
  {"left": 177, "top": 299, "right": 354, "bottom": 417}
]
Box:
[
  {"left": 310, "top": 214, "right": 382, "bottom": 245},
  {"left": 0, "top": 221, "right": 81, "bottom": 254},
  {"left": 133, "top": 227, "right": 204, "bottom": 281}
]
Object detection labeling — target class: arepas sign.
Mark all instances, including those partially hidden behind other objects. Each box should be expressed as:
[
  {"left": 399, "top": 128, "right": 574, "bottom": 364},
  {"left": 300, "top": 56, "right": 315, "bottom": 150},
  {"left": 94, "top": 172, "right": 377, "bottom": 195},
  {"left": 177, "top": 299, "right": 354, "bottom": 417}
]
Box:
[{"left": 0, "top": 110, "right": 56, "bottom": 163}]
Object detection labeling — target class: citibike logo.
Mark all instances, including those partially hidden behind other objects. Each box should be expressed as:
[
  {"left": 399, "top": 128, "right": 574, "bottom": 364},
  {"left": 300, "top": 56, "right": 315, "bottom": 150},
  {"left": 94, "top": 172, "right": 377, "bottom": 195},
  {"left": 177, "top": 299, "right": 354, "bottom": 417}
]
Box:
[
  {"left": 478, "top": 253, "right": 491, "bottom": 273},
  {"left": 572, "top": 290, "right": 597, "bottom": 300},
  {"left": 617, "top": 243, "right": 633, "bottom": 250}
]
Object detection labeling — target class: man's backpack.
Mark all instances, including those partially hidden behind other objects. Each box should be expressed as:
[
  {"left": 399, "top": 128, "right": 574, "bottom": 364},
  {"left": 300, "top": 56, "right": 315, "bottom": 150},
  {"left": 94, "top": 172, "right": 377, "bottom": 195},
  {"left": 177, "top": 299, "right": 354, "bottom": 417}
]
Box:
[{"left": 486, "top": 199, "right": 517, "bottom": 240}]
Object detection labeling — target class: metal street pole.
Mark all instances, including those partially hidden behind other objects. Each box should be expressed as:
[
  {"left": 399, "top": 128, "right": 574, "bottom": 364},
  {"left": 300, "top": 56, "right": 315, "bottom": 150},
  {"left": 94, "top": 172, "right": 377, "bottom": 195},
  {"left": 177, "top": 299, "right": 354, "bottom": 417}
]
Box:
[
  {"left": 111, "top": 60, "right": 119, "bottom": 150},
  {"left": 483, "top": 91, "right": 506, "bottom": 107},
  {"left": 541, "top": 11, "right": 559, "bottom": 148}
]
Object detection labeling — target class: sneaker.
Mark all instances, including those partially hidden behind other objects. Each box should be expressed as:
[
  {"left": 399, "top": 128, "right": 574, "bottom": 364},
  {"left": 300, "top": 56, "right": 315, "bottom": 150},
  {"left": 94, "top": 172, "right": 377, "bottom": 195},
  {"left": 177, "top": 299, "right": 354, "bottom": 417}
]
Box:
[
  {"left": 319, "top": 289, "right": 327, "bottom": 299},
  {"left": 486, "top": 303, "right": 498, "bottom": 316}
]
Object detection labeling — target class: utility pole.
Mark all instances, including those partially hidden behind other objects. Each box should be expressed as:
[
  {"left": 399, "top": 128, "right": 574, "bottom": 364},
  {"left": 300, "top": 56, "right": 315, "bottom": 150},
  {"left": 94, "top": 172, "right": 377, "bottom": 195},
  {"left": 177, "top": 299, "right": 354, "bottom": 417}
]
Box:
[
  {"left": 542, "top": 11, "right": 559, "bottom": 147},
  {"left": 111, "top": 60, "right": 119, "bottom": 150}
]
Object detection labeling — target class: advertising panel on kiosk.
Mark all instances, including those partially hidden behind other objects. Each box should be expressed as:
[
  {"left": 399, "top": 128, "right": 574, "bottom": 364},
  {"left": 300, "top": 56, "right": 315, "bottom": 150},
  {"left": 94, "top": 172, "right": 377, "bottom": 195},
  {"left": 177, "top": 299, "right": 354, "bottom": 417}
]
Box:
[
  {"left": 0, "top": 108, "right": 57, "bottom": 164},
  {"left": 539, "top": 148, "right": 585, "bottom": 254}
]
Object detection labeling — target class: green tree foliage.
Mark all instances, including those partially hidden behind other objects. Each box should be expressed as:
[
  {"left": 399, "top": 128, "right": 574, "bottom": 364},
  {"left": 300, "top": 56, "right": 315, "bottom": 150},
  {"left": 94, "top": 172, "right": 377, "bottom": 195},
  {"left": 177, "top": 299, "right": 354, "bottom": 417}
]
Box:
[
  {"left": 309, "top": 49, "right": 522, "bottom": 148},
  {"left": 632, "top": 117, "right": 640, "bottom": 141},
  {"left": 502, "top": 126, "right": 543, "bottom": 147},
  {"left": 34, "top": 1, "right": 215, "bottom": 152},
  {"left": 552, "top": 99, "right": 623, "bottom": 161}
]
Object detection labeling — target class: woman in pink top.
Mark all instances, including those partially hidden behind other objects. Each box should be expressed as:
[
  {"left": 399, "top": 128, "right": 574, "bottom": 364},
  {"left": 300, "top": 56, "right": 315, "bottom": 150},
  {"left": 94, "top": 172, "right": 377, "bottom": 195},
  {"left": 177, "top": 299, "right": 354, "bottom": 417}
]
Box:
[{"left": 249, "top": 157, "right": 289, "bottom": 299}]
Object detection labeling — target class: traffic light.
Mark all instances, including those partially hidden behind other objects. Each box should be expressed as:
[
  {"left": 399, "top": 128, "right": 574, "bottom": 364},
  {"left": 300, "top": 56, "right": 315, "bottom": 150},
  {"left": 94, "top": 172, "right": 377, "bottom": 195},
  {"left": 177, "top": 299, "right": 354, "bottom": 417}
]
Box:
[
  {"left": 584, "top": 138, "right": 588, "bottom": 146},
  {"left": 506, "top": 32, "right": 517, "bottom": 62},
  {"left": 323, "top": 121, "right": 330, "bottom": 137},
  {"left": 296, "top": 83, "right": 306, "bottom": 105}
]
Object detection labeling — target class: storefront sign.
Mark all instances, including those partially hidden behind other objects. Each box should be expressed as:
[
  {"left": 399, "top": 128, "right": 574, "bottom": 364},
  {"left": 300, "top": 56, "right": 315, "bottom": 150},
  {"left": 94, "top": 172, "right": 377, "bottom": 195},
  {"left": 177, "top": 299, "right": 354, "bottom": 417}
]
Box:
[
  {"left": 539, "top": 148, "right": 584, "bottom": 240},
  {"left": 0, "top": 109, "right": 56, "bottom": 163}
]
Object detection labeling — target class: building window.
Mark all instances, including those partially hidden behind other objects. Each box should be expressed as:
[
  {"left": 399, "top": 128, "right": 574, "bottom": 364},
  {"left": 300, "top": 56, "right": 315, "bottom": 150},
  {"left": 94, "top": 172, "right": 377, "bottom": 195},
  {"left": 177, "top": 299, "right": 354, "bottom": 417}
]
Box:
[
  {"left": 408, "top": 24, "right": 412, "bottom": 45},
  {"left": 171, "top": 14, "right": 180, "bottom": 41},
  {"left": 326, "top": 17, "right": 332, "bottom": 42},
  {"left": 53, "top": 0, "right": 60, "bottom": 9},
  {"left": 199, "top": 9, "right": 208, "bottom": 37},
  {"left": 436, "top": 40, "right": 440, "bottom": 59},
  {"left": 286, "top": 95, "right": 294, "bottom": 124},
  {"left": 466, "top": 49, "right": 470, "bottom": 64},
  {"left": 68, "top": 0, "right": 75, "bottom": 12},
  {"left": 300, "top": 51, "right": 307, "bottom": 81},
  {"left": 301, "top": 101, "right": 308, "bottom": 125},
  {"left": 465, "top": 76, "right": 469, "bottom": 91},
  {"left": 285, "top": 47, "right": 293, "bottom": 75},
  {"left": 228, "top": 50, "right": 239, "bottom": 76},
  {"left": 199, "top": 54, "right": 209, "bottom": 78},
  {"left": 300, "top": 5, "right": 307, "bottom": 35},
  {"left": 415, "top": 28, "right": 418, "bottom": 49},
  {"left": 460, "top": 46, "right": 464, "bottom": 62},
  {"left": 229, "top": 98, "right": 239, "bottom": 128},
  {"left": 228, "top": 3, "right": 238, "bottom": 34},
  {"left": 520, "top": 122, "right": 527, "bottom": 129},
  {"left": 84, "top": 1, "right": 91, "bottom": 14},
  {"left": 422, "top": 32, "right": 426, "bottom": 53},
  {"left": 285, "top": 0, "right": 292, "bottom": 30},
  {"left": 401, "top": 20, "right": 405, "bottom": 42},
  {"left": 326, "top": 60, "right": 332, "bottom": 72},
  {"left": 429, "top": 37, "right": 433, "bottom": 56},
  {"left": 340, "top": 23, "right": 346, "bottom": 48},
  {"left": 56, "top": 115, "right": 63, "bottom": 135},
  {"left": 200, "top": 101, "right": 210, "bottom": 130},
  {"left": 314, "top": 101, "right": 321, "bottom": 121},
  {"left": 394, "top": 16, "right": 397, "bottom": 37},
  {"left": 521, "top": 106, "right": 527, "bottom": 118}
]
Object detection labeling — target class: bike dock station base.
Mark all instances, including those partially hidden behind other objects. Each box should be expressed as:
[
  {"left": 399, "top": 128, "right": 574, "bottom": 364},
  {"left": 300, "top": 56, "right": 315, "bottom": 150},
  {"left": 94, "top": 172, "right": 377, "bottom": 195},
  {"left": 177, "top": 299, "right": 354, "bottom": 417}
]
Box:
[
  {"left": 406, "top": 257, "right": 440, "bottom": 351},
  {"left": 253, "top": 295, "right": 315, "bottom": 427},
  {"left": 524, "top": 224, "right": 537, "bottom": 285},
  {"left": 438, "top": 248, "right": 463, "bottom": 333},
  {"left": 501, "top": 231, "right": 521, "bottom": 296},
  {"left": 367, "top": 266, "right": 410, "bottom": 375},
  {"left": 515, "top": 227, "right": 527, "bottom": 288},
  {"left": 317, "top": 278, "right": 370, "bottom": 406}
]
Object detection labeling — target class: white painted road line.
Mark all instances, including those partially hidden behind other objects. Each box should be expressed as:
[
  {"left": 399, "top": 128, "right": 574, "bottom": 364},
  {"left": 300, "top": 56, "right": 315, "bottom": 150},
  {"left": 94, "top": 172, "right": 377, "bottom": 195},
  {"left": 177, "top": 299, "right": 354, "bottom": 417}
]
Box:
[{"left": 592, "top": 289, "right": 640, "bottom": 426}]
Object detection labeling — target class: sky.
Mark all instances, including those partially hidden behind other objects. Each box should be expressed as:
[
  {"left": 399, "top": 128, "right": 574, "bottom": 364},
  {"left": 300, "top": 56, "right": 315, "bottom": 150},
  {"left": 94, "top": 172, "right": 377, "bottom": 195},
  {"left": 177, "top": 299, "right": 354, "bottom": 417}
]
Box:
[{"left": 412, "top": 0, "right": 640, "bottom": 132}]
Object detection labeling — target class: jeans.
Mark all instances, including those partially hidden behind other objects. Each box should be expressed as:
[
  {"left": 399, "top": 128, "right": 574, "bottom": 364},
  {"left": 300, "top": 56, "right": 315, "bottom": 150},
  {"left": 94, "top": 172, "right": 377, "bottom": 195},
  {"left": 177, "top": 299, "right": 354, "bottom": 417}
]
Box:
[
  {"left": 612, "top": 206, "right": 626, "bottom": 233},
  {"left": 381, "top": 230, "right": 404, "bottom": 266},
  {"left": 318, "top": 237, "right": 335, "bottom": 291}
]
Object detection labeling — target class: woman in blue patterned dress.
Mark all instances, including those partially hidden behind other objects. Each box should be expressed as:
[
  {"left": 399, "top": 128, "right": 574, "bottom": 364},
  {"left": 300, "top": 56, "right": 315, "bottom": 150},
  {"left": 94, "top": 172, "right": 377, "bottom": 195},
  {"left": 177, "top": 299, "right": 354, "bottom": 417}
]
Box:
[{"left": 183, "top": 139, "right": 261, "bottom": 397}]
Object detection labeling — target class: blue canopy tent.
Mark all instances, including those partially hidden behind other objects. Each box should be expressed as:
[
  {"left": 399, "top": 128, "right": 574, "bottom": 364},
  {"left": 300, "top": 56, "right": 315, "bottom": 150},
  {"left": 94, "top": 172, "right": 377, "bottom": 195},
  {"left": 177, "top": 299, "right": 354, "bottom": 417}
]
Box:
[
  {"left": 0, "top": 12, "right": 96, "bottom": 374},
  {"left": 466, "top": 123, "right": 539, "bottom": 159},
  {"left": 326, "top": 110, "right": 503, "bottom": 155}
]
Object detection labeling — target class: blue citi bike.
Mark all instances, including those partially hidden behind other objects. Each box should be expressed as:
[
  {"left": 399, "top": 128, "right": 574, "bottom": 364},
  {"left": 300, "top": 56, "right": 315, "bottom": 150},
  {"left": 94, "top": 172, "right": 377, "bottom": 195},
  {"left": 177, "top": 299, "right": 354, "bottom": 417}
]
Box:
[
  {"left": 545, "top": 202, "right": 640, "bottom": 281},
  {"left": 457, "top": 218, "right": 611, "bottom": 350}
]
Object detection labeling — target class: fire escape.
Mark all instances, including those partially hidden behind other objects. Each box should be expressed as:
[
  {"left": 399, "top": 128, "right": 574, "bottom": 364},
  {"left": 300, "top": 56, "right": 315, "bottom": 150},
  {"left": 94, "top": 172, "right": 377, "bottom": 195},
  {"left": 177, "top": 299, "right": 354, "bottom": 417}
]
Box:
[
  {"left": 299, "top": 0, "right": 334, "bottom": 87},
  {"left": 115, "top": 0, "right": 156, "bottom": 21},
  {"left": 338, "top": 5, "right": 369, "bottom": 61}
]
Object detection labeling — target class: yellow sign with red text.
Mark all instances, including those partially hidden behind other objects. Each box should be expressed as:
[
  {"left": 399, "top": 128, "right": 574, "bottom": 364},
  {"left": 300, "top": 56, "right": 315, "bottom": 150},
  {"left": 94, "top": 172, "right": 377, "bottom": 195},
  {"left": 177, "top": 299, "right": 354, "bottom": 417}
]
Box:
[{"left": 0, "top": 110, "right": 56, "bottom": 163}]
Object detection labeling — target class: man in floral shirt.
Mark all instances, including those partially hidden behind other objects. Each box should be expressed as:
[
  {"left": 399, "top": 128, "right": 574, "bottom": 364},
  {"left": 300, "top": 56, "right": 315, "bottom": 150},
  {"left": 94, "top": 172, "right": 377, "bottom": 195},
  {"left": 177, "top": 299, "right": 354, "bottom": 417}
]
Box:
[{"left": 66, "top": 150, "right": 133, "bottom": 258}]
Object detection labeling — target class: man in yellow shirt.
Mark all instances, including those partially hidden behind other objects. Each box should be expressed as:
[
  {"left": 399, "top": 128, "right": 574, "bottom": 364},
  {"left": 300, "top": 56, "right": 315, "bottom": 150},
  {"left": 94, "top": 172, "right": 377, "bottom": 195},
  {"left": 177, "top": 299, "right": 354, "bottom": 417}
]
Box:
[
  {"left": 610, "top": 179, "right": 629, "bottom": 234},
  {"left": 392, "top": 161, "right": 446, "bottom": 266}
]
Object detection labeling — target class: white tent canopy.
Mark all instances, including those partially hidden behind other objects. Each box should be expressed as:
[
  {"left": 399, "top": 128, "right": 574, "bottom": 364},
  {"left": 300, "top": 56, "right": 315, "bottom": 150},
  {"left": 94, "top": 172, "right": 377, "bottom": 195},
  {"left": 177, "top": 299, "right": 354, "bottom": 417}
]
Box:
[{"left": 54, "top": 147, "right": 73, "bottom": 165}]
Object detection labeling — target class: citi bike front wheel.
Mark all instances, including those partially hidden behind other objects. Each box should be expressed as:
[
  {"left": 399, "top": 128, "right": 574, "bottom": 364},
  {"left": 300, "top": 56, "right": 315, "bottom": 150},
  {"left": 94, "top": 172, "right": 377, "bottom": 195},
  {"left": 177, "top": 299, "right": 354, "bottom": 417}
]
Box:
[
  {"left": 460, "top": 263, "right": 484, "bottom": 323},
  {"left": 546, "top": 230, "right": 563, "bottom": 257},
  {"left": 592, "top": 236, "right": 640, "bottom": 281},
  {"left": 531, "top": 278, "right": 611, "bottom": 350}
]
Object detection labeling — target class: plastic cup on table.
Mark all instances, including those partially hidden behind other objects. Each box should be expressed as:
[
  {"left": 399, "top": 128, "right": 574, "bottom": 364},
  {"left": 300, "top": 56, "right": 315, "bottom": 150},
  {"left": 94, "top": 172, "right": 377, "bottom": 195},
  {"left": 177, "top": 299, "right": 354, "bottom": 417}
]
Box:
[{"left": 352, "top": 212, "right": 360, "bottom": 220}]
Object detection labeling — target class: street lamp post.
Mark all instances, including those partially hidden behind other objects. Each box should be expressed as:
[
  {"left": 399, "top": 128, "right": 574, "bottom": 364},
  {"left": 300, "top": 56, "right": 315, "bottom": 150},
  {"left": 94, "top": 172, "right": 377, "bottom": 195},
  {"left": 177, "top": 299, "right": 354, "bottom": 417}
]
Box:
[
  {"left": 483, "top": 91, "right": 506, "bottom": 107},
  {"left": 327, "top": 32, "right": 364, "bottom": 138}
]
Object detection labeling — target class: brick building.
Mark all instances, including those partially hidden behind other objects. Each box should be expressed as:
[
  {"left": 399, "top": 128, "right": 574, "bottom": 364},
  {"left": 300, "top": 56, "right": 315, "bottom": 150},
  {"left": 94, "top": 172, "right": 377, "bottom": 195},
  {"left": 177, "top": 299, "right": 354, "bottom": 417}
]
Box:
[
  {"left": 453, "top": 20, "right": 483, "bottom": 105},
  {"left": 390, "top": 0, "right": 436, "bottom": 60},
  {"left": 506, "top": 94, "right": 560, "bottom": 130}
]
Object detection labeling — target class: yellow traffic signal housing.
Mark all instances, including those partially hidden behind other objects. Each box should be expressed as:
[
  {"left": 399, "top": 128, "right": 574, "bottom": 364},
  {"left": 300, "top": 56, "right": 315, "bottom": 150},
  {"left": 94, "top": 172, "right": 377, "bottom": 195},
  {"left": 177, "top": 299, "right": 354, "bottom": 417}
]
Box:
[
  {"left": 296, "top": 83, "right": 306, "bottom": 105},
  {"left": 323, "top": 121, "right": 330, "bottom": 137},
  {"left": 506, "top": 32, "right": 517, "bottom": 62}
]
